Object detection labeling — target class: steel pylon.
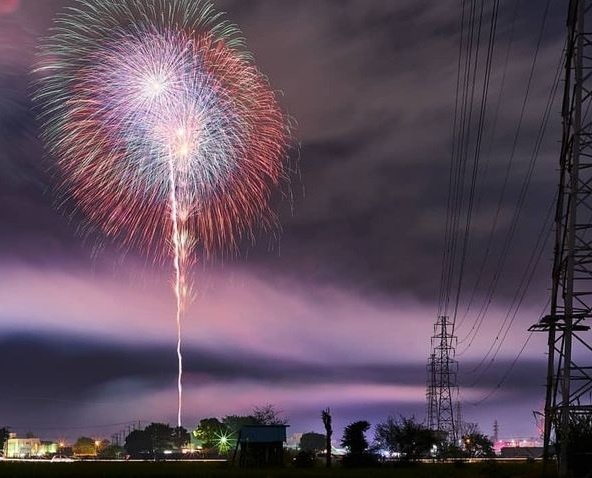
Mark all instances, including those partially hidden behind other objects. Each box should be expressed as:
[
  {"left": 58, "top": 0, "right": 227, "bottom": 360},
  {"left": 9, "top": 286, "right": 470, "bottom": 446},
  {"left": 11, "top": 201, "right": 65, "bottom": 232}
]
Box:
[
  {"left": 427, "top": 315, "right": 459, "bottom": 442},
  {"left": 529, "top": 1, "right": 592, "bottom": 475}
]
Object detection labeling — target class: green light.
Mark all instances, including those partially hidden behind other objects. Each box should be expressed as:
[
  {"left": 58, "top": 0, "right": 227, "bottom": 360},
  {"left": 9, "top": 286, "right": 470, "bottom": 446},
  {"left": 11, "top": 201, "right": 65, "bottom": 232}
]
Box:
[{"left": 214, "top": 431, "right": 235, "bottom": 454}]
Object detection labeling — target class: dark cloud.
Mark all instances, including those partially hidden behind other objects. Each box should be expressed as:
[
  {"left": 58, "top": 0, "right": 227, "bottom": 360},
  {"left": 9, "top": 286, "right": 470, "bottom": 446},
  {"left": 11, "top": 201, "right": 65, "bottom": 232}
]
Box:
[
  {"left": 1, "top": 332, "right": 543, "bottom": 439},
  {"left": 0, "top": 0, "right": 565, "bottom": 297}
]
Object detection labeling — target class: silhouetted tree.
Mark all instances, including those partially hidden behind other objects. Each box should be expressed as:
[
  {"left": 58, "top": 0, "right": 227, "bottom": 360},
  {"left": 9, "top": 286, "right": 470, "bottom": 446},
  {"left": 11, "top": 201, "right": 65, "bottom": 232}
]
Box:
[
  {"left": 458, "top": 421, "right": 480, "bottom": 437},
  {"left": 322, "top": 408, "right": 333, "bottom": 468},
  {"left": 556, "top": 414, "right": 592, "bottom": 476},
  {"left": 193, "top": 418, "right": 225, "bottom": 449},
  {"left": 192, "top": 418, "right": 239, "bottom": 455},
  {"left": 341, "top": 420, "right": 378, "bottom": 467},
  {"left": 146, "top": 423, "right": 173, "bottom": 453},
  {"left": 342, "top": 420, "right": 370, "bottom": 455},
  {"left": 374, "top": 416, "right": 437, "bottom": 461},
  {"left": 462, "top": 432, "right": 495, "bottom": 458},
  {"left": 300, "top": 432, "right": 325, "bottom": 453},
  {"left": 124, "top": 429, "right": 151, "bottom": 456},
  {"left": 124, "top": 423, "right": 189, "bottom": 457},
  {"left": 98, "top": 443, "right": 124, "bottom": 459},
  {"left": 374, "top": 416, "right": 398, "bottom": 455},
  {"left": 252, "top": 404, "right": 288, "bottom": 425},
  {"left": 172, "top": 426, "right": 190, "bottom": 449},
  {"left": 0, "top": 427, "right": 9, "bottom": 451},
  {"left": 72, "top": 436, "right": 96, "bottom": 456},
  {"left": 435, "top": 440, "right": 464, "bottom": 460}
]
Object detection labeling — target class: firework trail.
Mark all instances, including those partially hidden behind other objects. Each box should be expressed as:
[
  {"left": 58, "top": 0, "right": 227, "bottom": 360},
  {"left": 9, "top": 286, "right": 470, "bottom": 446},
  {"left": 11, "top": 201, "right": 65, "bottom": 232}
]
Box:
[{"left": 34, "top": 0, "right": 290, "bottom": 427}]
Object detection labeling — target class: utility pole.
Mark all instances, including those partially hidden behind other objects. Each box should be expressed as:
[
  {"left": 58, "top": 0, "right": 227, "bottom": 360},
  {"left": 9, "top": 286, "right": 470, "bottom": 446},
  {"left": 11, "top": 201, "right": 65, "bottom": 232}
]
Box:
[
  {"left": 426, "top": 316, "right": 459, "bottom": 442},
  {"left": 493, "top": 420, "right": 499, "bottom": 445},
  {"left": 529, "top": 1, "right": 592, "bottom": 475}
]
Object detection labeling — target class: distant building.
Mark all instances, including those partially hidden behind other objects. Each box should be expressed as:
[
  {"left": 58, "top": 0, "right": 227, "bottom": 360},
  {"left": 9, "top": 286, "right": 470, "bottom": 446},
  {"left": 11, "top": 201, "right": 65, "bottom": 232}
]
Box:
[
  {"left": 494, "top": 437, "right": 543, "bottom": 455},
  {"left": 233, "top": 425, "right": 288, "bottom": 467},
  {"left": 40, "top": 441, "right": 59, "bottom": 455},
  {"left": 3, "top": 433, "right": 58, "bottom": 458},
  {"left": 500, "top": 446, "right": 545, "bottom": 459}
]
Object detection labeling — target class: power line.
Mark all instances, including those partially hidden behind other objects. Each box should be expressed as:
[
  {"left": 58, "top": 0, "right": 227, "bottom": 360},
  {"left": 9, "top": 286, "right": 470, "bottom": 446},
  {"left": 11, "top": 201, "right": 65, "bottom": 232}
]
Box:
[
  {"left": 458, "top": 36, "right": 563, "bottom": 357},
  {"left": 456, "top": 0, "right": 555, "bottom": 350},
  {"left": 464, "top": 299, "right": 549, "bottom": 406},
  {"left": 431, "top": 0, "right": 499, "bottom": 439},
  {"left": 467, "top": 195, "right": 555, "bottom": 382},
  {"left": 450, "top": 0, "right": 501, "bottom": 333},
  {"left": 457, "top": 0, "right": 522, "bottom": 327},
  {"left": 439, "top": 0, "right": 501, "bottom": 322},
  {"left": 440, "top": 0, "right": 484, "bottom": 319}
]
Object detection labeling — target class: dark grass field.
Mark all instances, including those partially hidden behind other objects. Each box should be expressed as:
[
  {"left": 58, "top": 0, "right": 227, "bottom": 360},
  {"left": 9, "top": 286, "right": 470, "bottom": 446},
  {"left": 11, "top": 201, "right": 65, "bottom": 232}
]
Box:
[{"left": 0, "top": 461, "right": 558, "bottom": 478}]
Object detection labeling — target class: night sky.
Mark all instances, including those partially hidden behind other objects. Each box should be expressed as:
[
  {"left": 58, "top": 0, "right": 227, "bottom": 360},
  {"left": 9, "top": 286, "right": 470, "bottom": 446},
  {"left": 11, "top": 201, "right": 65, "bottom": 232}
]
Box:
[{"left": 0, "top": 0, "right": 567, "bottom": 443}]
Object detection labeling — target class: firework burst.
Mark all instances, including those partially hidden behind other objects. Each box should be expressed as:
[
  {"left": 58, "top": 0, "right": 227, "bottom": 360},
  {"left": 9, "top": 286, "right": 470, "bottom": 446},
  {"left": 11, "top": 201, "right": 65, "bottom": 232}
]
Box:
[{"left": 34, "top": 0, "right": 290, "bottom": 426}]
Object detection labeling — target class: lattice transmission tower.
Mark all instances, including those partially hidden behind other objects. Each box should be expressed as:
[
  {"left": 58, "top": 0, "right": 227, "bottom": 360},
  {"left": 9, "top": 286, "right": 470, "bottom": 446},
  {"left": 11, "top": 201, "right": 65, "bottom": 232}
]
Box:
[
  {"left": 529, "top": 1, "right": 592, "bottom": 475},
  {"left": 426, "top": 315, "right": 459, "bottom": 441}
]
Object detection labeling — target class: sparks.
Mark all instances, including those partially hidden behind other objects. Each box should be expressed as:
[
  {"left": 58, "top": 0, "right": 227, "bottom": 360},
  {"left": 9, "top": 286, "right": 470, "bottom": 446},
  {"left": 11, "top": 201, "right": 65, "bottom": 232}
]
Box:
[{"left": 34, "top": 0, "right": 290, "bottom": 428}]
